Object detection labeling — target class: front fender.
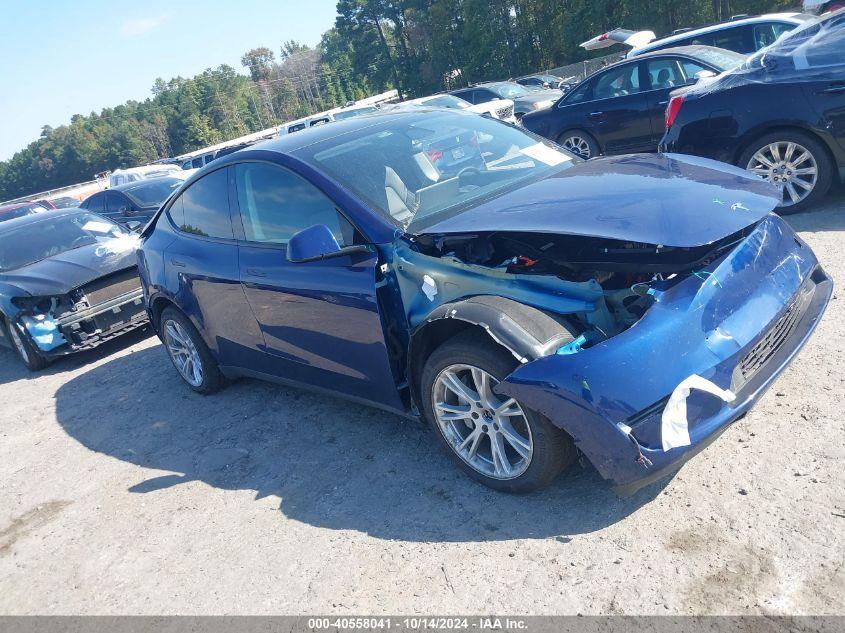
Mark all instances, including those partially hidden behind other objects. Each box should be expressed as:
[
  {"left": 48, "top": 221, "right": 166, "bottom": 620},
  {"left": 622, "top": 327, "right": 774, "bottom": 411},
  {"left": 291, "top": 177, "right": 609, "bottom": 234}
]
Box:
[{"left": 496, "top": 215, "right": 831, "bottom": 491}]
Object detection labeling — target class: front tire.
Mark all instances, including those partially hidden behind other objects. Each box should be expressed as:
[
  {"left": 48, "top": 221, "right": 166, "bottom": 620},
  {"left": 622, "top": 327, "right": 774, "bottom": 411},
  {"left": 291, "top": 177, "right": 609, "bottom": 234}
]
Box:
[
  {"left": 738, "top": 131, "right": 833, "bottom": 213},
  {"left": 3, "top": 317, "right": 48, "bottom": 371},
  {"left": 160, "top": 307, "right": 224, "bottom": 394},
  {"left": 420, "top": 329, "right": 576, "bottom": 493}
]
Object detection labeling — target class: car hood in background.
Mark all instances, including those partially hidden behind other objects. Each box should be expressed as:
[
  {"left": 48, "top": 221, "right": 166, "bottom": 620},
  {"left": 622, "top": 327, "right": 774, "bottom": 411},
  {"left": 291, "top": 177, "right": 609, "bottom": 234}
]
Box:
[
  {"left": 514, "top": 89, "right": 563, "bottom": 105},
  {"left": 415, "top": 153, "right": 781, "bottom": 248},
  {"left": 0, "top": 239, "right": 139, "bottom": 297}
]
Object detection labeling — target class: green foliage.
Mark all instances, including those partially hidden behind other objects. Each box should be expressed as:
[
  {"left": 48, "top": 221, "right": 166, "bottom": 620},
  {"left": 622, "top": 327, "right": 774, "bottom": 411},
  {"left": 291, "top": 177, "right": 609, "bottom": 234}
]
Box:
[{"left": 0, "top": 0, "right": 796, "bottom": 200}]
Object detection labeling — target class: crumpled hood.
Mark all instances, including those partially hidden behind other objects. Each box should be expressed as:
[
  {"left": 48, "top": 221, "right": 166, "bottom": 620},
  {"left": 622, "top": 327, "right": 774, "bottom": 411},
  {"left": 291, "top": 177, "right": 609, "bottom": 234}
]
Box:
[
  {"left": 417, "top": 153, "right": 782, "bottom": 248},
  {"left": 0, "top": 239, "right": 139, "bottom": 298}
]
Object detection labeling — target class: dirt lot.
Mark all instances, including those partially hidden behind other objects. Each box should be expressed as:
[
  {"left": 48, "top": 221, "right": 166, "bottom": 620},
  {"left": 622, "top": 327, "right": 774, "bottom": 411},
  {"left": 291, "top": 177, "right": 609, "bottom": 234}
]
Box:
[{"left": 1, "top": 192, "right": 843, "bottom": 616}]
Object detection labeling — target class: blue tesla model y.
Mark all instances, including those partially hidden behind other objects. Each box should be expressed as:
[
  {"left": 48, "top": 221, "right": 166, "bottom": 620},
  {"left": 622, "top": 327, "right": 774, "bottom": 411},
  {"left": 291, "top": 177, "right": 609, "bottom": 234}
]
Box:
[{"left": 138, "top": 109, "right": 831, "bottom": 493}]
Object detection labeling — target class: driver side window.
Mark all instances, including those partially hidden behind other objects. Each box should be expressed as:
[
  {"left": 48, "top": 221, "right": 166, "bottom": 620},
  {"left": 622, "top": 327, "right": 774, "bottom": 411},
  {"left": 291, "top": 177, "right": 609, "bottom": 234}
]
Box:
[{"left": 233, "top": 162, "right": 355, "bottom": 246}]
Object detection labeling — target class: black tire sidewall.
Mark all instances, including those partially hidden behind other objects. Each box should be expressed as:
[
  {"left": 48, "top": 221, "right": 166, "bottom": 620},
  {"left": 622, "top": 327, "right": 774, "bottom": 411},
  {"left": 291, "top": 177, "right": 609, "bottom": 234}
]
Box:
[
  {"left": 3, "top": 316, "right": 47, "bottom": 371},
  {"left": 160, "top": 307, "right": 224, "bottom": 394},
  {"left": 738, "top": 131, "right": 833, "bottom": 214},
  {"left": 420, "top": 330, "right": 575, "bottom": 493}
]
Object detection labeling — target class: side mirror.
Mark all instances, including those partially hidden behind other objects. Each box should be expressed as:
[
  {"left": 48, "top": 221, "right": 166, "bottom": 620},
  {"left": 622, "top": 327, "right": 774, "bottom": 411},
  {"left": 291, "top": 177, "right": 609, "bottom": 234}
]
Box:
[
  {"left": 125, "top": 221, "right": 143, "bottom": 232},
  {"left": 287, "top": 224, "right": 370, "bottom": 263},
  {"left": 694, "top": 69, "right": 717, "bottom": 81}
]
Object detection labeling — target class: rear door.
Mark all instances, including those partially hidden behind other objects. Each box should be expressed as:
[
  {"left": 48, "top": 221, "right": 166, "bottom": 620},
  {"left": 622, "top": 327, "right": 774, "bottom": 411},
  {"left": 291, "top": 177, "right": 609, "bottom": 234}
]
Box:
[
  {"left": 583, "top": 62, "right": 653, "bottom": 153},
  {"left": 163, "top": 166, "right": 264, "bottom": 368},
  {"left": 231, "top": 160, "right": 403, "bottom": 410},
  {"left": 642, "top": 56, "right": 697, "bottom": 146}
]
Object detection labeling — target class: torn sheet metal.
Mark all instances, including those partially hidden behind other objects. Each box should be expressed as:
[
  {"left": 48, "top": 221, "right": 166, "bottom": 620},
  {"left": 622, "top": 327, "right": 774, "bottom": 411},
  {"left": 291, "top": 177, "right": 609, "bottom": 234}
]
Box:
[{"left": 661, "top": 374, "right": 736, "bottom": 451}]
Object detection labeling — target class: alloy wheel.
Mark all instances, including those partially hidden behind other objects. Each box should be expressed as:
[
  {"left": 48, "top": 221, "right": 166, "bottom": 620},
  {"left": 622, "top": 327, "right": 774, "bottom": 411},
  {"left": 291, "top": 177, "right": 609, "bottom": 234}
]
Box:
[
  {"left": 432, "top": 364, "right": 533, "bottom": 480},
  {"left": 562, "top": 136, "right": 592, "bottom": 159},
  {"left": 746, "top": 141, "right": 818, "bottom": 207},
  {"left": 163, "top": 319, "right": 204, "bottom": 387}
]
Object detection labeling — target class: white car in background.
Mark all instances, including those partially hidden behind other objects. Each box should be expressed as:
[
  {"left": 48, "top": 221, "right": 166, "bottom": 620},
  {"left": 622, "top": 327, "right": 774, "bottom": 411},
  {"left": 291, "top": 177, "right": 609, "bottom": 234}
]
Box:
[
  {"left": 395, "top": 94, "right": 518, "bottom": 124},
  {"left": 108, "top": 164, "right": 184, "bottom": 188},
  {"left": 582, "top": 13, "right": 813, "bottom": 58}
]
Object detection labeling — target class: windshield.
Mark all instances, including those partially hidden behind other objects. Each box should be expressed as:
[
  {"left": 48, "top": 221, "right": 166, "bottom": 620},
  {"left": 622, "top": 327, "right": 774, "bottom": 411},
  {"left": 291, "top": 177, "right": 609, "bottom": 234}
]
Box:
[
  {"left": 294, "top": 111, "right": 577, "bottom": 232},
  {"left": 0, "top": 203, "right": 47, "bottom": 223},
  {"left": 333, "top": 106, "right": 379, "bottom": 120},
  {"left": 420, "top": 95, "right": 470, "bottom": 109},
  {"left": 122, "top": 177, "right": 182, "bottom": 207},
  {"left": 691, "top": 47, "right": 747, "bottom": 71},
  {"left": 0, "top": 212, "right": 127, "bottom": 272},
  {"left": 489, "top": 83, "right": 531, "bottom": 99}
]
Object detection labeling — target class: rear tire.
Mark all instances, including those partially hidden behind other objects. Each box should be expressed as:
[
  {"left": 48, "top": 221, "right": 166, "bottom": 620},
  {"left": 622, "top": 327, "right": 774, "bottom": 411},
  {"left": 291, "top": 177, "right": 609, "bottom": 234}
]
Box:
[
  {"left": 3, "top": 317, "right": 48, "bottom": 371},
  {"left": 160, "top": 307, "right": 224, "bottom": 394},
  {"left": 558, "top": 129, "right": 600, "bottom": 159},
  {"left": 738, "top": 130, "right": 833, "bottom": 214},
  {"left": 420, "top": 329, "right": 576, "bottom": 493}
]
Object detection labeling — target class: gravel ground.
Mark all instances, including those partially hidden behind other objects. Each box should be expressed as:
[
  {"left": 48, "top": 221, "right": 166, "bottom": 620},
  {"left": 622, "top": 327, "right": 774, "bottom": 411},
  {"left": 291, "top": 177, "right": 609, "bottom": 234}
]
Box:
[{"left": 1, "top": 191, "right": 843, "bottom": 616}]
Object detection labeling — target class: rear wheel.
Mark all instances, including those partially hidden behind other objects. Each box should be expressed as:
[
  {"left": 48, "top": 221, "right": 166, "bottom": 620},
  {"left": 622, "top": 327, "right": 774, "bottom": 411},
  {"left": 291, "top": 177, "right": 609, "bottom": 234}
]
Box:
[
  {"left": 739, "top": 131, "right": 833, "bottom": 213},
  {"left": 558, "top": 130, "right": 599, "bottom": 159},
  {"left": 3, "top": 317, "right": 47, "bottom": 371},
  {"left": 160, "top": 307, "right": 224, "bottom": 394},
  {"left": 420, "top": 329, "right": 576, "bottom": 493}
]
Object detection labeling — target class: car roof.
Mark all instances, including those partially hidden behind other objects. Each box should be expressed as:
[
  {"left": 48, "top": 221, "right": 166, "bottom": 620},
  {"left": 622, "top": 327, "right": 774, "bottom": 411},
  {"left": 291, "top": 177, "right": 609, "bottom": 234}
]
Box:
[
  {"left": 0, "top": 208, "right": 88, "bottom": 233},
  {"left": 629, "top": 12, "right": 810, "bottom": 55},
  {"left": 110, "top": 176, "right": 183, "bottom": 193},
  {"left": 0, "top": 201, "right": 44, "bottom": 212},
  {"left": 629, "top": 44, "right": 743, "bottom": 59}
]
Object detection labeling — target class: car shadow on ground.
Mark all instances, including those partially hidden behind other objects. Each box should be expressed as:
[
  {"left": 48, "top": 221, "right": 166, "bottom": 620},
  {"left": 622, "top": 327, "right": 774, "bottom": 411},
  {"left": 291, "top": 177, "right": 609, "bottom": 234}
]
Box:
[
  {"left": 0, "top": 326, "right": 154, "bottom": 386},
  {"left": 785, "top": 200, "right": 845, "bottom": 233},
  {"left": 52, "top": 344, "right": 667, "bottom": 543}
]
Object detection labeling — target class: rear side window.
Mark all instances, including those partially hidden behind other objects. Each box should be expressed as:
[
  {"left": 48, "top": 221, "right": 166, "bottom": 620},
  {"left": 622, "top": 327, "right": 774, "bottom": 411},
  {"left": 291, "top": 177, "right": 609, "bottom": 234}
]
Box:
[
  {"left": 645, "top": 58, "right": 685, "bottom": 89},
  {"left": 83, "top": 193, "right": 105, "bottom": 213},
  {"left": 710, "top": 25, "right": 753, "bottom": 53},
  {"left": 593, "top": 64, "right": 640, "bottom": 99},
  {"left": 233, "top": 162, "right": 353, "bottom": 246},
  {"left": 170, "top": 168, "right": 233, "bottom": 239},
  {"left": 753, "top": 22, "right": 795, "bottom": 50}
]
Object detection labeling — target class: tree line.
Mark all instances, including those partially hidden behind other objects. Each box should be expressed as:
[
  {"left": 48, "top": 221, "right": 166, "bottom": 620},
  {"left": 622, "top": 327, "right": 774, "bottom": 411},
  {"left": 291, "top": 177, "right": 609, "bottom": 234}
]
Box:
[{"left": 0, "top": 0, "right": 791, "bottom": 200}]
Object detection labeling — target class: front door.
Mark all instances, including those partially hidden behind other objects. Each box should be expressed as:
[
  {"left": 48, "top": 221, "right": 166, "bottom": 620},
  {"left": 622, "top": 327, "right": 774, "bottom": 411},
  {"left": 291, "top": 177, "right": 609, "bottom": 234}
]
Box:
[
  {"left": 231, "top": 161, "right": 402, "bottom": 411},
  {"left": 585, "top": 62, "right": 652, "bottom": 153}
]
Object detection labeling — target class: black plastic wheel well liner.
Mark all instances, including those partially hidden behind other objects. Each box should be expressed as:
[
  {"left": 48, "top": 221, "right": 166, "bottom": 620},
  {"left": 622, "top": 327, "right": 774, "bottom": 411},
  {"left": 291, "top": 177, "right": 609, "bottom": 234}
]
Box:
[
  {"left": 407, "top": 295, "right": 575, "bottom": 414},
  {"left": 149, "top": 295, "right": 177, "bottom": 332}
]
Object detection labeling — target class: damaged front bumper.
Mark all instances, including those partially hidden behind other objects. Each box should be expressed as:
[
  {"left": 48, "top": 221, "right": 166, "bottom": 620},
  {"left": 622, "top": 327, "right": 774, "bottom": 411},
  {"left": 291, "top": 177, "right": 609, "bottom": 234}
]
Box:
[
  {"left": 497, "top": 214, "right": 832, "bottom": 495},
  {"left": 15, "top": 288, "right": 148, "bottom": 357}
]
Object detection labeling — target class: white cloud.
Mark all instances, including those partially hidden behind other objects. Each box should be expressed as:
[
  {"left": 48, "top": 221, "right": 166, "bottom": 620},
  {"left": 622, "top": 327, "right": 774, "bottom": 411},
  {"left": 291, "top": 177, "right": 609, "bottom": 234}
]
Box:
[{"left": 121, "top": 13, "right": 171, "bottom": 37}]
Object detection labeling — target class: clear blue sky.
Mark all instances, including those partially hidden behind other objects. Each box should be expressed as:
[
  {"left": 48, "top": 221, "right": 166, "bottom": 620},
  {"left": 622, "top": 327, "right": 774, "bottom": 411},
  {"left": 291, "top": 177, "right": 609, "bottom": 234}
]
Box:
[{"left": 0, "top": 0, "right": 339, "bottom": 160}]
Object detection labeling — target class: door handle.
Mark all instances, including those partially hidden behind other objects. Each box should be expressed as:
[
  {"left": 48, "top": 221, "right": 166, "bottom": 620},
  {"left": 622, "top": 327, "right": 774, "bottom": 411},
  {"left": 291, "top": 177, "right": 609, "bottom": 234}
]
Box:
[
  {"left": 657, "top": 100, "right": 668, "bottom": 106},
  {"left": 589, "top": 111, "right": 605, "bottom": 117},
  {"left": 245, "top": 268, "right": 267, "bottom": 277},
  {"left": 819, "top": 84, "right": 845, "bottom": 95},
  {"left": 170, "top": 259, "right": 186, "bottom": 268}
]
